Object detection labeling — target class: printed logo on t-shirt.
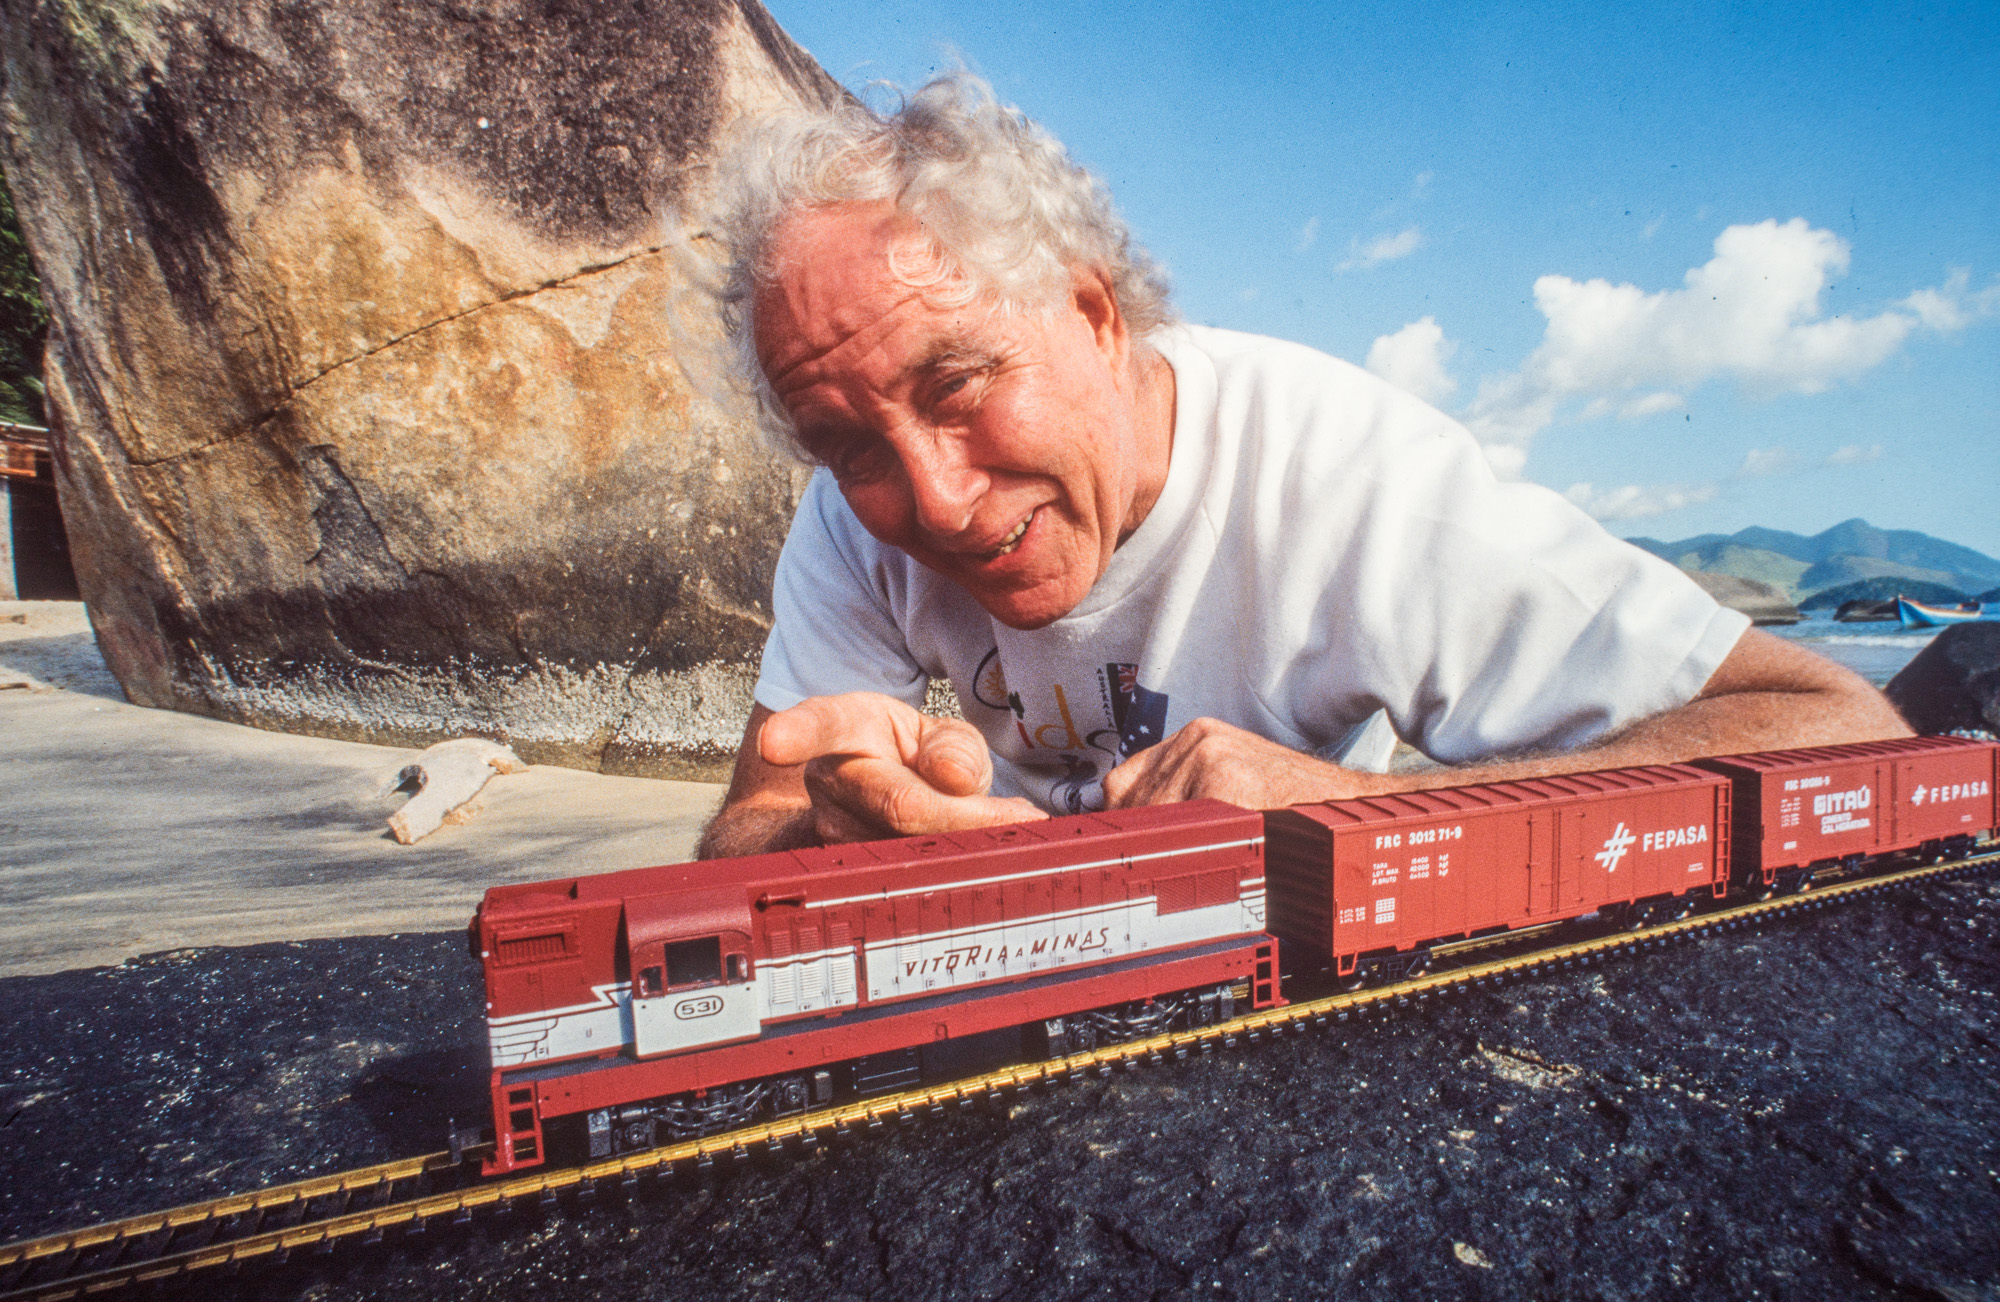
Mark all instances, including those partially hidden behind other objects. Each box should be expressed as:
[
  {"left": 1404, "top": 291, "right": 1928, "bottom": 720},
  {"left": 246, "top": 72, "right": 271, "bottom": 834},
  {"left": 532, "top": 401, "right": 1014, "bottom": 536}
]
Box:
[
  {"left": 1107, "top": 663, "right": 1170, "bottom": 760},
  {"left": 968, "top": 650, "right": 1171, "bottom": 813}
]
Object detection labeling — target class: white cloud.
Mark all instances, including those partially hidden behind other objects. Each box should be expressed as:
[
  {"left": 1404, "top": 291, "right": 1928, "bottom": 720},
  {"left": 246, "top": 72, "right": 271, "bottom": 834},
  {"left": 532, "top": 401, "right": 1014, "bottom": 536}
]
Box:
[
  {"left": 1465, "top": 218, "right": 1927, "bottom": 464},
  {"left": 1338, "top": 226, "right": 1424, "bottom": 272},
  {"left": 1900, "top": 268, "right": 2000, "bottom": 332},
  {"left": 1738, "top": 446, "right": 1797, "bottom": 477},
  {"left": 1563, "top": 480, "right": 1719, "bottom": 523},
  {"left": 1619, "top": 391, "right": 1683, "bottom": 419},
  {"left": 1238, "top": 286, "right": 1261, "bottom": 302},
  {"left": 1565, "top": 441, "right": 1889, "bottom": 527},
  {"left": 1365, "top": 316, "right": 1458, "bottom": 405},
  {"left": 1642, "top": 215, "right": 1665, "bottom": 240},
  {"left": 1294, "top": 216, "right": 1320, "bottom": 253}
]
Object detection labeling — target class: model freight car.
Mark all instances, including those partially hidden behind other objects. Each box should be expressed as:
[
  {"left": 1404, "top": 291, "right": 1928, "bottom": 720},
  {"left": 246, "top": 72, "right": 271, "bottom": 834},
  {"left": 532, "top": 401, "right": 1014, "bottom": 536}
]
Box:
[
  {"left": 469, "top": 737, "right": 2000, "bottom": 1174},
  {"left": 1693, "top": 735, "right": 1999, "bottom": 894},
  {"left": 1265, "top": 765, "right": 1730, "bottom": 984},
  {"left": 471, "top": 800, "right": 1276, "bottom": 1175}
]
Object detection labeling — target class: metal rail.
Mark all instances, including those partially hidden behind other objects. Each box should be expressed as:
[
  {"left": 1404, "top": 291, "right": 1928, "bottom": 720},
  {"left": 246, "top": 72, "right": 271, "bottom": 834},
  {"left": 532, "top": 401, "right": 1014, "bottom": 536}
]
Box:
[{"left": 6, "top": 846, "right": 1995, "bottom": 1301}]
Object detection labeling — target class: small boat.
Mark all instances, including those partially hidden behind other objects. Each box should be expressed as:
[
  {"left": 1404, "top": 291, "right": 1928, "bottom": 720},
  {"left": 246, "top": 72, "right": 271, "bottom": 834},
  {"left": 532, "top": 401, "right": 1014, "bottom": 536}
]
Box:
[{"left": 1896, "top": 595, "right": 1986, "bottom": 628}]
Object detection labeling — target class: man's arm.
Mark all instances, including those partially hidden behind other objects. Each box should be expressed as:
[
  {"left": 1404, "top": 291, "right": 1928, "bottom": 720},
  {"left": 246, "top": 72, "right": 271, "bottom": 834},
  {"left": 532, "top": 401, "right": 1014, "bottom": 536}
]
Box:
[
  {"left": 695, "top": 695, "right": 1046, "bottom": 859},
  {"left": 1100, "top": 629, "right": 1914, "bottom": 808}
]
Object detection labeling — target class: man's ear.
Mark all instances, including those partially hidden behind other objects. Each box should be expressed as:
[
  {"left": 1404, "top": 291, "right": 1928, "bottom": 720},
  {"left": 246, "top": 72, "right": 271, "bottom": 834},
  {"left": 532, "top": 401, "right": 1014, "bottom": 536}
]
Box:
[{"left": 1069, "top": 264, "right": 1129, "bottom": 371}]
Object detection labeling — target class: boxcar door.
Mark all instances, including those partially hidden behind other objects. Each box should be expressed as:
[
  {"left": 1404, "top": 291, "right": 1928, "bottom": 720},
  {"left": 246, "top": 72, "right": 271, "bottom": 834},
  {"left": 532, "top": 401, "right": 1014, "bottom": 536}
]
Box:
[
  {"left": 1527, "top": 813, "right": 1556, "bottom": 920},
  {"left": 1557, "top": 808, "right": 1590, "bottom": 914}
]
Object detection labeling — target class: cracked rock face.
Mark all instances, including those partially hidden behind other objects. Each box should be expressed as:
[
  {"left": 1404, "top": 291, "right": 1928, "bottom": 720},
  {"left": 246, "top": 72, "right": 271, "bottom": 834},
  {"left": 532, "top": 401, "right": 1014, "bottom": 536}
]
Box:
[{"left": 0, "top": 0, "right": 838, "bottom": 776}]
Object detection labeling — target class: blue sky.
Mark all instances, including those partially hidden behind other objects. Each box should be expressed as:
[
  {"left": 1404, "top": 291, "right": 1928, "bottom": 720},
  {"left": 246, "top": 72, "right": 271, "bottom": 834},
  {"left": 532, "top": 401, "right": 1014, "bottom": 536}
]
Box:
[{"left": 762, "top": 0, "right": 2000, "bottom": 556}]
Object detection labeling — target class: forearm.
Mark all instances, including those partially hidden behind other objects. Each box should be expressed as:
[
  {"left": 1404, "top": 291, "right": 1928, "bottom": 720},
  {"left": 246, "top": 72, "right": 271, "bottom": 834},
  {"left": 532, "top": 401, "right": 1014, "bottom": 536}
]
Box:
[
  {"left": 694, "top": 795, "right": 819, "bottom": 859},
  {"left": 1105, "top": 631, "right": 1912, "bottom": 809},
  {"left": 1381, "top": 658, "right": 1912, "bottom": 796}
]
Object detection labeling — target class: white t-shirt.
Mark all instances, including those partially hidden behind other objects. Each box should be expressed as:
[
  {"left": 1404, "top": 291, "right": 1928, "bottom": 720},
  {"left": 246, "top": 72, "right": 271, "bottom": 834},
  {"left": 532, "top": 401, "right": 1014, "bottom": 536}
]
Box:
[{"left": 754, "top": 325, "right": 1749, "bottom": 814}]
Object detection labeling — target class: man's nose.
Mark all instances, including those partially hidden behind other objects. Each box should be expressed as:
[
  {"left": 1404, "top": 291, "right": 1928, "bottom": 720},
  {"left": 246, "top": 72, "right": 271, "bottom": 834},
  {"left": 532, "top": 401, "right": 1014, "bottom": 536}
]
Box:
[{"left": 900, "top": 436, "right": 986, "bottom": 539}]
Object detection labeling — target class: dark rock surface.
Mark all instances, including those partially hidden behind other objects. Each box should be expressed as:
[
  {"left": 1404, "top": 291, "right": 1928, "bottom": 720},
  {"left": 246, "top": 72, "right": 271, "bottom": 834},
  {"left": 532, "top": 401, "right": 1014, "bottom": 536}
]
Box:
[
  {"left": 1836, "top": 598, "right": 1900, "bottom": 624},
  {"left": 1887, "top": 622, "right": 2000, "bottom": 738},
  {"left": 0, "top": 0, "right": 841, "bottom": 779},
  {"left": 6, "top": 880, "right": 2000, "bottom": 1300}
]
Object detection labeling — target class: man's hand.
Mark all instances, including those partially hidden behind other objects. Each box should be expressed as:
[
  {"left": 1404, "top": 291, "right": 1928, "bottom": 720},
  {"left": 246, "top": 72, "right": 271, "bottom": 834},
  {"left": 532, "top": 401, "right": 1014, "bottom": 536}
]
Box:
[
  {"left": 696, "top": 694, "right": 1045, "bottom": 857},
  {"left": 761, "top": 693, "right": 1046, "bottom": 844},
  {"left": 1101, "top": 716, "right": 1385, "bottom": 809}
]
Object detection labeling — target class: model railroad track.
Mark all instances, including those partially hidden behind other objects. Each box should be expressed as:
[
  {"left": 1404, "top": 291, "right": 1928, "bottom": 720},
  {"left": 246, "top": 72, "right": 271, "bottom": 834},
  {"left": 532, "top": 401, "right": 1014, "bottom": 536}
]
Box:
[{"left": 6, "top": 846, "right": 1995, "bottom": 1301}]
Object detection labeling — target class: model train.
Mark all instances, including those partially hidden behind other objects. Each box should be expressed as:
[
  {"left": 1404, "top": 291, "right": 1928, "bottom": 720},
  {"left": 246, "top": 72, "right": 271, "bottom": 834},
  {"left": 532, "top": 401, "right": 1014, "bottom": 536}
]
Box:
[{"left": 469, "top": 735, "right": 1998, "bottom": 1175}]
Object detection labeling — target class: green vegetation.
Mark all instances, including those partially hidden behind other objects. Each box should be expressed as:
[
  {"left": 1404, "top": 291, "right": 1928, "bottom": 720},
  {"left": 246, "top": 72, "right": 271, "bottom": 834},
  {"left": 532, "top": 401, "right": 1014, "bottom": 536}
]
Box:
[
  {"left": 1797, "top": 577, "right": 1970, "bottom": 611},
  {"left": 1665, "top": 543, "right": 1810, "bottom": 601},
  {"left": 1631, "top": 521, "right": 2000, "bottom": 600},
  {"left": 0, "top": 173, "right": 47, "bottom": 427}
]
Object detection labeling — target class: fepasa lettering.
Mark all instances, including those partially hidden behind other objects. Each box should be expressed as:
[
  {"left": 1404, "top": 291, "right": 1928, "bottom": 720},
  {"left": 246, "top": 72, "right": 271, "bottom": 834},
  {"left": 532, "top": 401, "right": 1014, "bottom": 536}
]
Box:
[
  {"left": 1639, "top": 824, "right": 1710, "bottom": 854},
  {"left": 1912, "top": 780, "right": 1991, "bottom": 806}
]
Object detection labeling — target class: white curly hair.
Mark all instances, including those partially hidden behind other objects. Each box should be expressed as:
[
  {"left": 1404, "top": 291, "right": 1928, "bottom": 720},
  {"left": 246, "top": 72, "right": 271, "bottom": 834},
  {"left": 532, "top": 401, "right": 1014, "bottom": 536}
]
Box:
[{"left": 708, "top": 73, "right": 1175, "bottom": 456}]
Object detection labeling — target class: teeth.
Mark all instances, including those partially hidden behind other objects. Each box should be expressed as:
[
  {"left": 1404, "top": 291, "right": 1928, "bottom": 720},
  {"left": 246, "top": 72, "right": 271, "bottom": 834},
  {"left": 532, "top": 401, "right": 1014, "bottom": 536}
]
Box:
[{"left": 989, "top": 513, "right": 1032, "bottom": 558}]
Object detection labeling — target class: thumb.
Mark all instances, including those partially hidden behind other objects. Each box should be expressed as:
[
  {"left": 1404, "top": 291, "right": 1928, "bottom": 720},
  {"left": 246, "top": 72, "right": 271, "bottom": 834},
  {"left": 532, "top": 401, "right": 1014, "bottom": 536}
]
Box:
[{"left": 913, "top": 717, "right": 994, "bottom": 798}]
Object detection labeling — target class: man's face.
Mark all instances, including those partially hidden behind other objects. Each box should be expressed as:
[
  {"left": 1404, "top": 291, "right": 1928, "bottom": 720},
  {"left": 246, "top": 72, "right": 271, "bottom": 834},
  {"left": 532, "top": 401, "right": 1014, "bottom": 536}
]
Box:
[{"left": 753, "top": 202, "right": 1167, "bottom": 630}]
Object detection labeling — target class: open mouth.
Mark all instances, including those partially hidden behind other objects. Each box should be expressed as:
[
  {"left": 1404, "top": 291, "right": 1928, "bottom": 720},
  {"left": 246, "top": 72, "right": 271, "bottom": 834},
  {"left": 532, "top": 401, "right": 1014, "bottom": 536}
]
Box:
[{"left": 984, "top": 509, "right": 1036, "bottom": 560}]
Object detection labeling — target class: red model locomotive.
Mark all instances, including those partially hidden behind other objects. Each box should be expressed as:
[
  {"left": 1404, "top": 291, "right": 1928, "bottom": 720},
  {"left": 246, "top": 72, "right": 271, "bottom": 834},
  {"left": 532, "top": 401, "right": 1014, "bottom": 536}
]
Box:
[
  {"left": 469, "top": 734, "right": 1998, "bottom": 1174},
  {"left": 473, "top": 801, "right": 1276, "bottom": 1175}
]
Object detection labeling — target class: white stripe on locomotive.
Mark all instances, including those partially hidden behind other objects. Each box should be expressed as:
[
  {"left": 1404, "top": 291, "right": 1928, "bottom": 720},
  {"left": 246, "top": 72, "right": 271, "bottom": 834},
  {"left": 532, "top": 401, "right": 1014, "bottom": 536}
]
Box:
[
  {"left": 860, "top": 884, "right": 1265, "bottom": 1002},
  {"left": 488, "top": 980, "right": 633, "bottom": 1067}
]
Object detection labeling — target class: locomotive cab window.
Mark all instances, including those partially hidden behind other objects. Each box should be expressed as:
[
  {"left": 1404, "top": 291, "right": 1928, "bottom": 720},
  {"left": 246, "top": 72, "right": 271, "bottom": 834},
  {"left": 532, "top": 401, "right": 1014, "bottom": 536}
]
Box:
[{"left": 665, "top": 937, "right": 722, "bottom": 988}]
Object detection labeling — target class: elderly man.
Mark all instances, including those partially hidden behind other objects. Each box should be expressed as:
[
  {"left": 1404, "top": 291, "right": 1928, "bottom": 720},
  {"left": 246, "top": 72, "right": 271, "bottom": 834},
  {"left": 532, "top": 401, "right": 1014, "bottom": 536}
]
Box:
[{"left": 696, "top": 76, "right": 1907, "bottom": 859}]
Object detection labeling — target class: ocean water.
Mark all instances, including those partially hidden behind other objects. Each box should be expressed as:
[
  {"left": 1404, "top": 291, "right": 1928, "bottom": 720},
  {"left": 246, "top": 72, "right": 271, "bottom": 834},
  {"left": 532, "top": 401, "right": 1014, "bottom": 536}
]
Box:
[{"left": 1770, "top": 614, "right": 1957, "bottom": 687}]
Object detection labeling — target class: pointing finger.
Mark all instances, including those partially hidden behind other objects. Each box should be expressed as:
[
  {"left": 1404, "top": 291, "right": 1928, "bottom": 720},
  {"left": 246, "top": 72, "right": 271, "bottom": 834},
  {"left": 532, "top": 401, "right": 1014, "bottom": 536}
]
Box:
[{"left": 759, "top": 693, "right": 923, "bottom": 769}]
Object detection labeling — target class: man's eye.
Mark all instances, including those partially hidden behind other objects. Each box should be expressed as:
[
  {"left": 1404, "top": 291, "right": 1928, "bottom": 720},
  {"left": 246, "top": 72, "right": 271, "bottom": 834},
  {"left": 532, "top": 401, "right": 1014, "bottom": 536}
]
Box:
[
  {"left": 932, "top": 370, "right": 984, "bottom": 408},
  {"left": 828, "top": 440, "right": 897, "bottom": 483}
]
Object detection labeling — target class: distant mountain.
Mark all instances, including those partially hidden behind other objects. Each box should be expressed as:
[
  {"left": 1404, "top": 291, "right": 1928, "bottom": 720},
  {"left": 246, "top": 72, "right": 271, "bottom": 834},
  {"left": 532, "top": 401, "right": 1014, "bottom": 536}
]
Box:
[{"left": 1627, "top": 519, "right": 2000, "bottom": 599}]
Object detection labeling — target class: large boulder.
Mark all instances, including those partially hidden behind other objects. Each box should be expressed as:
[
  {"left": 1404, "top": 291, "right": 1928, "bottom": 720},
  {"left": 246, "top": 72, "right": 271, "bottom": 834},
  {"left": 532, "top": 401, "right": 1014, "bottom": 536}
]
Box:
[
  {"left": 1885, "top": 622, "right": 2000, "bottom": 738},
  {"left": 1685, "top": 570, "right": 1801, "bottom": 626},
  {"left": 0, "top": 0, "right": 841, "bottom": 777}
]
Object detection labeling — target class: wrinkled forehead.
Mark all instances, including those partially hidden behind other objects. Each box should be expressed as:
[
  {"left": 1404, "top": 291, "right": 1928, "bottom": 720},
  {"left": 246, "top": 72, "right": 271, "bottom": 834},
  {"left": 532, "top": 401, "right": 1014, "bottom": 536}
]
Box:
[
  {"left": 758, "top": 204, "right": 921, "bottom": 325},
  {"left": 752, "top": 202, "right": 986, "bottom": 382}
]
